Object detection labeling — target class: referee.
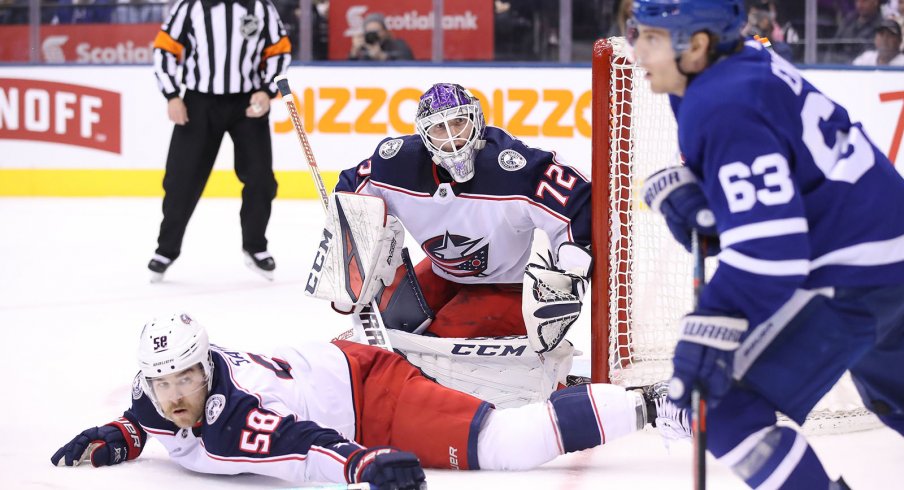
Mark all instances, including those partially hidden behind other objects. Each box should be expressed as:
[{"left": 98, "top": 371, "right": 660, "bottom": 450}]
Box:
[{"left": 148, "top": 0, "right": 291, "bottom": 282}]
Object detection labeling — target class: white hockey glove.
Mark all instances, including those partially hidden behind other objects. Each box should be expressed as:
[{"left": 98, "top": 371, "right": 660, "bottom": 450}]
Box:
[
  {"left": 522, "top": 241, "right": 593, "bottom": 353},
  {"left": 305, "top": 193, "right": 404, "bottom": 311}
]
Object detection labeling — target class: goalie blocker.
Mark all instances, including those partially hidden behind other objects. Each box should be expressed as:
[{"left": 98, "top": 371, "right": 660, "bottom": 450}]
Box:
[{"left": 305, "top": 192, "right": 405, "bottom": 310}]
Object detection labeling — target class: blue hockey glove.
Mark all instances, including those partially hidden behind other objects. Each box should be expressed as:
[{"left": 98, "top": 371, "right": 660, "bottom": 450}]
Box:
[
  {"left": 346, "top": 446, "right": 427, "bottom": 490},
  {"left": 668, "top": 312, "right": 748, "bottom": 410},
  {"left": 51, "top": 417, "right": 145, "bottom": 467},
  {"left": 642, "top": 166, "right": 720, "bottom": 255}
]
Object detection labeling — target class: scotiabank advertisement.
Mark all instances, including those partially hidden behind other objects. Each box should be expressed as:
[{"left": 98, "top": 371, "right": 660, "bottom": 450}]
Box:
[
  {"left": 0, "top": 65, "right": 901, "bottom": 187},
  {"left": 0, "top": 24, "right": 158, "bottom": 63},
  {"left": 328, "top": 0, "right": 493, "bottom": 61}
]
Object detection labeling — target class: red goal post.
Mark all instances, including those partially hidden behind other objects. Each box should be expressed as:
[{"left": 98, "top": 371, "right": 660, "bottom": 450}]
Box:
[{"left": 589, "top": 37, "right": 879, "bottom": 434}]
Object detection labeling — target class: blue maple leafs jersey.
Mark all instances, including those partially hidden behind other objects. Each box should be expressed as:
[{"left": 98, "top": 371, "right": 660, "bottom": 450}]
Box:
[
  {"left": 675, "top": 40, "right": 904, "bottom": 327},
  {"left": 122, "top": 343, "right": 363, "bottom": 483},
  {"left": 335, "top": 127, "right": 591, "bottom": 283}
]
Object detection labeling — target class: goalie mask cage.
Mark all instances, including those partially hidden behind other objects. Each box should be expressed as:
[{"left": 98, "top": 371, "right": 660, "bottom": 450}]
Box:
[{"left": 590, "top": 37, "right": 880, "bottom": 434}]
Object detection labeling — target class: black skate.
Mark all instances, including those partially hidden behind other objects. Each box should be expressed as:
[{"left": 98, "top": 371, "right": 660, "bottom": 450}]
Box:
[
  {"left": 243, "top": 250, "right": 276, "bottom": 281},
  {"left": 148, "top": 254, "right": 173, "bottom": 283}
]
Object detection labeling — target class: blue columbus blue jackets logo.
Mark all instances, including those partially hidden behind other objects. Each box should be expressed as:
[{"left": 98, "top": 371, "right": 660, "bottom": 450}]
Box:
[{"left": 422, "top": 232, "right": 489, "bottom": 277}]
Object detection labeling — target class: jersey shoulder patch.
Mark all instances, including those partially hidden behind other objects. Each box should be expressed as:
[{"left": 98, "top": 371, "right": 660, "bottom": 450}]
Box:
[
  {"left": 132, "top": 372, "right": 144, "bottom": 400},
  {"left": 378, "top": 138, "right": 405, "bottom": 159},
  {"left": 206, "top": 394, "right": 227, "bottom": 425},
  {"left": 498, "top": 148, "right": 527, "bottom": 171}
]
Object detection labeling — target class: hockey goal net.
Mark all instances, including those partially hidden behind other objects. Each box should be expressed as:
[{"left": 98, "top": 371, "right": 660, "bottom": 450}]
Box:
[{"left": 588, "top": 37, "right": 879, "bottom": 434}]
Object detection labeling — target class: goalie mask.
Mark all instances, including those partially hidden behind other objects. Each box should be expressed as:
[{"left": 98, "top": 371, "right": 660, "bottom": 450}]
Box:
[
  {"left": 137, "top": 313, "right": 214, "bottom": 419},
  {"left": 415, "top": 83, "right": 486, "bottom": 183}
]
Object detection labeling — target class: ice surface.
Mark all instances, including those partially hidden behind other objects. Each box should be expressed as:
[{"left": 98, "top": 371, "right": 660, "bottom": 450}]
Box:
[{"left": 1, "top": 198, "right": 901, "bottom": 489}]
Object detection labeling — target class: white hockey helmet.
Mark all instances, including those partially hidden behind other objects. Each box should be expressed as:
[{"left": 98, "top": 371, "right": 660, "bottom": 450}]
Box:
[
  {"left": 137, "top": 312, "right": 214, "bottom": 417},
  {"left": 415, "top": 83, "right": 486, "bottom": 183}
]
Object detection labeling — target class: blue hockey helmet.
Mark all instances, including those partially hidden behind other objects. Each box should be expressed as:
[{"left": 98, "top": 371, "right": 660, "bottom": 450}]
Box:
[
  {"left": 631, "top": 0, "right": 746, "bottom": 53},
  {"left": 415, "top": 83, "right": 486, "bottom": 183}
]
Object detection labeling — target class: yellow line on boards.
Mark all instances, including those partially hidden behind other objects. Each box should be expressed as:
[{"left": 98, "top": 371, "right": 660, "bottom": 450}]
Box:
[{"left": 0, "top": 169, "right": 340, "bottom": 198}]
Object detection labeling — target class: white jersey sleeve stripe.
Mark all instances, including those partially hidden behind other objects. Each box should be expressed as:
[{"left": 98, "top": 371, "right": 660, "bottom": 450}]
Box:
[
  {"left": 355, "top": 176, "right": 373, "bottom": 194},
  {"left": 142, "top": 426, "right": 177, "bottom": 436},
  {"left": 459, "top": 193, "right": 572, "bottom": 227},
  {"left": 205, "top": 449, "right": 306, "bottom": 463},
  {"left": 545, "top": 401, "right": 564, "bottom": 454},
  {"left": 810, "top": 232, "right": 904, "bottom": 270},
  {"left": 370, "top": 180, "right": 432, "bottom": 197},
  {"left": 309, "top": 446, "right": 349, "bottom": 464},
  {"left": 720, "top": 218, "right": 809, "bottom": 249},
  {"left": 718, "top": 249, "right": 809, "bottom": 277}
]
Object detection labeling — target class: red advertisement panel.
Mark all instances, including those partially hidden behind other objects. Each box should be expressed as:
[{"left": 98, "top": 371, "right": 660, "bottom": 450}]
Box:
[
  {"left": 0, "top": 24, "right": 159, "bottom": 63},
  {"left": 329, "top": 0, "right": 493, "bottom": 61},
  {"left": 0, "top": 79, "right": 121, "bottom": 153}
]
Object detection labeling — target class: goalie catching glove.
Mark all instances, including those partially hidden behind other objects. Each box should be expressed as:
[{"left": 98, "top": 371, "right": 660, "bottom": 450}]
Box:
[
  {"left": 305, "top": 192, "right": 404, "bottom": 311},
  {"left": 523, "top": 241, "right": 592, "bottom": 353}
]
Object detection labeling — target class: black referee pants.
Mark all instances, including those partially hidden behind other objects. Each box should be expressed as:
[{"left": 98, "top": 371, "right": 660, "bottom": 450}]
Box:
[{"left": 155, "top": 90, "right": 278, "bottom": 260}]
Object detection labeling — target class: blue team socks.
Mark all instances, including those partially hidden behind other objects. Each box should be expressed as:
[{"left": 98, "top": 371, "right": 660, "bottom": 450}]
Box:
[{"left": 549, "top": 386, "right": 603, "bottom": 452}]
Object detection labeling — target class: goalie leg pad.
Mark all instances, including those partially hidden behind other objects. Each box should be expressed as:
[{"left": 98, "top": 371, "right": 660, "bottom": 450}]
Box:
[
  {"left": 375, "top": 248, "right": 435, "bottom": 334},
  {"left": 388, "top": 330, "right": 575, "bottom": 408}
]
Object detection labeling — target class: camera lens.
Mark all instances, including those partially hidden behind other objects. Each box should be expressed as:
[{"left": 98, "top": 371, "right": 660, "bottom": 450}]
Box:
[{"left": 364, "top": 31, "right": 380, "bottom": 45}]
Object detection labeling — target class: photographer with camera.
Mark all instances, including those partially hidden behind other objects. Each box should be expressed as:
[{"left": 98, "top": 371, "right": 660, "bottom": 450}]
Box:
[{"left": 349, "top": 12, "right": 414, "bottom": 61}]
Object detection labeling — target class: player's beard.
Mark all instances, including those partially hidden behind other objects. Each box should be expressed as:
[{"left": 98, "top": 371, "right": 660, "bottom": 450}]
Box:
[{"left": 163, "top": 390, "right": 206, "bottom": 428}]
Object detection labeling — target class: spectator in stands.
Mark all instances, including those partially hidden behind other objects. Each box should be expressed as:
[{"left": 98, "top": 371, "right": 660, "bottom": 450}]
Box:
[
  {"left": 348, "top": 12, "right": 414, "bottom": 61},
  {"left": 893, "top": 0, "right": 904, "bottom": 50},
  {"left": 743, "top": 2, "right": 794, "bottom": 60},
  {"left": 493, "top": 1, "right": 532, "bottom": 60},
  {"left": 273, "top": 0, "right": 300, "bottom": 58},
  {"left": 111, "top": 0, "right": 166, "bottom": 24},
  {"left": 46, "top": 0, "right": 113, "bottom": 24},
  {"left": 828, "top": 0, "right": 884, "bottom": 63},
  {"left": 605, "top": 0, "right": 633, "bottom": 38},
  {"left": 0, "top": 0, "right": 28, "bottom": 24},
  {"left": 312, "top": 0, "right": 329, "bottom": 60},
  {"left": 852, "top": 18, "right": 904, "bottom": 65}
]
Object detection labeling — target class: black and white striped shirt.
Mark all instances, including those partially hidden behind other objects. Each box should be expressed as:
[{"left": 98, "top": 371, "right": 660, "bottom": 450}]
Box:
[{"left": 153, "top": 0, "right": 291, "bottom": 99}]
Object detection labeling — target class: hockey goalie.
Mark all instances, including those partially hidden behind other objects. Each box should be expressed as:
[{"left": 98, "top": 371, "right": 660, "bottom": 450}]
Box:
[{"left": 300, "top": 81, "right": 639, "bottom": 410}]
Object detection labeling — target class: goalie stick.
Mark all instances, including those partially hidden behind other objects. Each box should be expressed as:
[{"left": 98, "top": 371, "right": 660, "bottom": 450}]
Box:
[
  {"left": 691, "top": 230, "right": 707, "bottom": 490},
  {"left": 275, "top": 75, "right": 393, "bottom": 352}
]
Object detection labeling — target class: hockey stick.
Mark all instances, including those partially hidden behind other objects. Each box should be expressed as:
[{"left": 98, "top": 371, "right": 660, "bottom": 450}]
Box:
[
  {"left": 691, "top": 230, "right": 707, "bottom": 490},
  {"left": 274, "top": 75, "right": 393, "bottom": 352}
]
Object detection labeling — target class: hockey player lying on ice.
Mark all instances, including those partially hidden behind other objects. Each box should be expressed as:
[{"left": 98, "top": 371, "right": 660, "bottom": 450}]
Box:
[{"left": 52, "top": 313, "right": 690, "bottom": 489}]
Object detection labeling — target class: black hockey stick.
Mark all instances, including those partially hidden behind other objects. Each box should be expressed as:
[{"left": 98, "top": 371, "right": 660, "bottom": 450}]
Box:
[
  {"left": 274, "top": 75, "right": 393, "bottom": 352},
  {"left": 691, "top": 230, "right": 707, "bottom": 490}
]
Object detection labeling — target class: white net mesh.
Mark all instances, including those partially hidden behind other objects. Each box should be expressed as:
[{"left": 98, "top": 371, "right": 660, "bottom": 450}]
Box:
[{"left": 595, "top": 37, "right": 880, "bottom": 434}]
